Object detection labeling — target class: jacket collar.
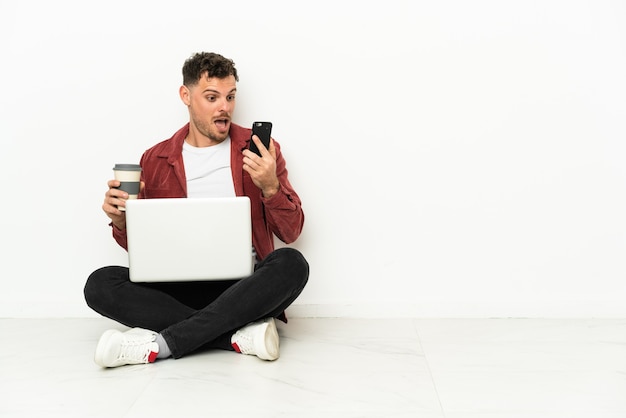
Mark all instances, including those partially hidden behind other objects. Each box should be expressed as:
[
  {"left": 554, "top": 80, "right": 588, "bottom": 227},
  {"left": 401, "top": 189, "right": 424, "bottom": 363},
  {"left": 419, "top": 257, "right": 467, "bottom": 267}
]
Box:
[
  {"left": 158, "top": 122, "right": 250, "bottom": 160},
  {"left": 156, "top": 122, "right": 251, "bottom": 196}
]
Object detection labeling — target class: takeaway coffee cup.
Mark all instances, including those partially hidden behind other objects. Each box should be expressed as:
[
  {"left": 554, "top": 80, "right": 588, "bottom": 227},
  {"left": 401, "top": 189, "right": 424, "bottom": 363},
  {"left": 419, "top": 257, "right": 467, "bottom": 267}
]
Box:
[{"left": 113, "top": 163, "right": 142, "bottom": 211}]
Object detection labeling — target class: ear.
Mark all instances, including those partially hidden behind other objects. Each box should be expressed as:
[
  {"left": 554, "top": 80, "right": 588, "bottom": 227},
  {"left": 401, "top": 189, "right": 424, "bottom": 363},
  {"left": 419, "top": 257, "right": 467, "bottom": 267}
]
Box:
[{"left": 179, "top": 85, "right": 191, "bottom": 106}]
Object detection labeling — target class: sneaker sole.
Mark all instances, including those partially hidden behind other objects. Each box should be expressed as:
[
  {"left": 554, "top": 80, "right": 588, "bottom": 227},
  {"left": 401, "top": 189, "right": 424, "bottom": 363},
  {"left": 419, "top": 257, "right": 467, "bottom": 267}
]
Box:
[
  {"left": 94, "top": 329, "right": 119, "bottom": 367},
  {"left": 257, "top": 318, "right": 280, "bottom": 361}
]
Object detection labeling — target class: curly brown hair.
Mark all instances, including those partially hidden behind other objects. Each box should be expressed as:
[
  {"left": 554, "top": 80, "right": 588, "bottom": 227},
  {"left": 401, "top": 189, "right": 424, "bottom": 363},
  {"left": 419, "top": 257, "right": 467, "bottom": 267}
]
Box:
[{"left": 182, "top": 52, "right": 239, "bottom": 86}]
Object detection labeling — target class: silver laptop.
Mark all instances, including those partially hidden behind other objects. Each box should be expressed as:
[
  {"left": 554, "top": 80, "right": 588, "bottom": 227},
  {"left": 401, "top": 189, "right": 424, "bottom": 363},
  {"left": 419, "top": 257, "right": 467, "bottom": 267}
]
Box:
[{"left": 125, "top": 197, "right": 254, "bottom": 282}]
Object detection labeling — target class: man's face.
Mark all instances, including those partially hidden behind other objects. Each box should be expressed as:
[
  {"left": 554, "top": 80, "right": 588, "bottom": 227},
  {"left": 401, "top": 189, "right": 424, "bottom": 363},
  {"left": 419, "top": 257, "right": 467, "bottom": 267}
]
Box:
[{"left": 182, "top": 74, "right": 237, "bottom": 145}]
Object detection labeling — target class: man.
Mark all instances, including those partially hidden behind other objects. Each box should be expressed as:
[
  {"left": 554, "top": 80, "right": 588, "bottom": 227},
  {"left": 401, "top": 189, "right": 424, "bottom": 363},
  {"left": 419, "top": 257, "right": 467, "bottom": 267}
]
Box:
[{"left": 84, "top": 52, "right": 309, "bottom": 368}]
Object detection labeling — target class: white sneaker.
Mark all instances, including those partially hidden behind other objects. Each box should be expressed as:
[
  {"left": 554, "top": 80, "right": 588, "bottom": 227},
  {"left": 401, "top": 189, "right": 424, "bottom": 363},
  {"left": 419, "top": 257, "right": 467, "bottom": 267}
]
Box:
[
  {"left": 94, "top": 328, "right": 159, "bottom": 368},
  {"left": 231, "top": 318, "right": 280, "bottom": 361}
]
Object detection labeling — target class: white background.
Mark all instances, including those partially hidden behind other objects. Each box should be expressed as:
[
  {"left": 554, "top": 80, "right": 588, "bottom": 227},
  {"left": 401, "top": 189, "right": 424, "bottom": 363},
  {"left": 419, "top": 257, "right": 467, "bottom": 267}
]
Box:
[{"left": 1, "top": 0, "right": 625, "bottom": 318}]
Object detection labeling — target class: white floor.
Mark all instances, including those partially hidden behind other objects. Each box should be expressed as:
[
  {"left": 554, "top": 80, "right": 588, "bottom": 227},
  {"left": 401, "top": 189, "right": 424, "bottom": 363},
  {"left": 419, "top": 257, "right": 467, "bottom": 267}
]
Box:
[{"left": 1, "top": 317, "right": 625, "bottom": 417}]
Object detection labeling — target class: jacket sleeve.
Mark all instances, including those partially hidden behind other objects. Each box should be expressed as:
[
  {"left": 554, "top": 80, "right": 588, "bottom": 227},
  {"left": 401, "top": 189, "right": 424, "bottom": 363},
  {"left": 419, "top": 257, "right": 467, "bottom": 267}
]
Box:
[
  {"left": 111, "top": 222, "right": 129, "bottom": 251},
  {"left": 261, "top": 143, "right": 304, "bottom": 244}
]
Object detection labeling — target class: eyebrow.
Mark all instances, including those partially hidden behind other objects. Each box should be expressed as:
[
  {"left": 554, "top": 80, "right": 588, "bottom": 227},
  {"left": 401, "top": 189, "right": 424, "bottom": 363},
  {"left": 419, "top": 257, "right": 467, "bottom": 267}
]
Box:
[{"left": 202, "top": 88, "right": 237, "bottom": 95}]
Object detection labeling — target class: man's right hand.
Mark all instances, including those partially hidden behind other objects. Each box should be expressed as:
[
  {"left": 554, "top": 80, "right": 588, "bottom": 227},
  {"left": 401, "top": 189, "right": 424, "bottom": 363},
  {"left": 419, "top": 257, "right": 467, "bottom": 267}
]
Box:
[{"left": 102, "top": 179, "right": 132, "bottom": 230}]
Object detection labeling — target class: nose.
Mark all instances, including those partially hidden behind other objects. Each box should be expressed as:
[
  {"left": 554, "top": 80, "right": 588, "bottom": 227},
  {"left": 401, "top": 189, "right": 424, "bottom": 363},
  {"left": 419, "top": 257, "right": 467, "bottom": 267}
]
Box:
[{"left": 218, "top": 97, "right": 233, "bottom": 112}]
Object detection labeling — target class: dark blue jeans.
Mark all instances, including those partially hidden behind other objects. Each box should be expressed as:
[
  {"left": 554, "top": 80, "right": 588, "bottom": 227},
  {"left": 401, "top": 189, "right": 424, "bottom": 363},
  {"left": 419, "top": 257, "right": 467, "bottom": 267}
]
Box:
[{"left": 84, "top": 247, "right": 309, "bottom": 359}]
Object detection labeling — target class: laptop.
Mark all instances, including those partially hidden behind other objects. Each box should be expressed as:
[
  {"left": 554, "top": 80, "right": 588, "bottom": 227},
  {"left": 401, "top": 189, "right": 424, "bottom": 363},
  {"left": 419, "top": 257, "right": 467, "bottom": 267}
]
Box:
[{"left": 124, "top": 197, "right": 254, "bottom": 282}]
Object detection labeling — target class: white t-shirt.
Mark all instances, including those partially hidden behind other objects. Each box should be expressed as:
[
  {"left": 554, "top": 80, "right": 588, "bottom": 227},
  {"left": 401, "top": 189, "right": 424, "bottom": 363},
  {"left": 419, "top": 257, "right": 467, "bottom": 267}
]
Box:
[{"left": 182, "top": 137, "right": 236, "bottom": 198}]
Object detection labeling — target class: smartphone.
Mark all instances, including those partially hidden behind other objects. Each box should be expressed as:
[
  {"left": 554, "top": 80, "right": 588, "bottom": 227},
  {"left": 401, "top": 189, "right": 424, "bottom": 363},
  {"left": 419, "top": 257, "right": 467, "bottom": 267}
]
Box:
[{"left": 249, "top": 121, "right": 272, "bottom": 157}]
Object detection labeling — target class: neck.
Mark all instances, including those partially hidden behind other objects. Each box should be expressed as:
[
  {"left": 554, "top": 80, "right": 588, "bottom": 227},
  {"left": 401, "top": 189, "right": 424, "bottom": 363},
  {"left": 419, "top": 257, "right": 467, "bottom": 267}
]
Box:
[{"left": 185, "top": 128, "right": 223, "bottom": 148}]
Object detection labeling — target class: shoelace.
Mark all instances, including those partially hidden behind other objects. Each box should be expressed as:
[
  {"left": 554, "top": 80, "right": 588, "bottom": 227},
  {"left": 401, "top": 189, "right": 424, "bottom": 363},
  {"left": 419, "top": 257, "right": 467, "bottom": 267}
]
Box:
[{"left": 118, "top": 335, "right": 155, "bottom": 362}]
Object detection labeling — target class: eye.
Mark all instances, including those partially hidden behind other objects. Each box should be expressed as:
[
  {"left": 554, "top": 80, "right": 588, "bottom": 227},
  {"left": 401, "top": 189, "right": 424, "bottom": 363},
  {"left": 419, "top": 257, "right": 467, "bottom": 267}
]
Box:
[
  {"left": 206, "top": 95, "right": 217, "bottom": 102},
  {"left": 227, "top": 95, "right": 236, "bottom": 101}
]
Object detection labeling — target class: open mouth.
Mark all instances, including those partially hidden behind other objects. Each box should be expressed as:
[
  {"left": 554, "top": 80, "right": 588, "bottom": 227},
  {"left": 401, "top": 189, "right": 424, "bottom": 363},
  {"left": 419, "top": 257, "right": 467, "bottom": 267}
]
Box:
[{"left": 215, "top": 118, "right": 230, "bottom": 132}]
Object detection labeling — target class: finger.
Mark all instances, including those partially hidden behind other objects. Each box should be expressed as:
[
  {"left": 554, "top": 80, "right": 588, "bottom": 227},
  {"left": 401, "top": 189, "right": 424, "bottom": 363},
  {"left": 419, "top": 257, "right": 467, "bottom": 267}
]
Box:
[
  {"left": 242, "top": 153, "right": 256, "bottom": 169},
  {"left": 107, "top": 179, "right": 127, "bottom": 195},
  {"left": 107, "top": 187, "right": 129, "bottom": 200},
  {"left": 103, "top": 198, "right": 125, "bottom": 218},
  {"left": 105, "top": 192, "right": 127, "bottom": 209},
  {"left": 268, "top": 138, "right": 276, "bottom": 159},
  {"left": 252, "top": 135, "right": 270, "bottom": 157},
  {"left": 103, "top": 200, "right": 123, "bottom": 215},
  {"left": 107, "top": 179, "right": 121, "bottom": 189}
]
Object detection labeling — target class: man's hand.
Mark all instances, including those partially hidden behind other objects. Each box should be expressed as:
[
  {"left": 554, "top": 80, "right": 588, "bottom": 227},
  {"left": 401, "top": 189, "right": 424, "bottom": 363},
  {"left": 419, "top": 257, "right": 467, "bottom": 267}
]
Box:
[
  {"left": 102, "top": 180, "right": 144, "bottom": 230},
  {"left": 243, "top": 135, "right": 280, "bottom": 198}
]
